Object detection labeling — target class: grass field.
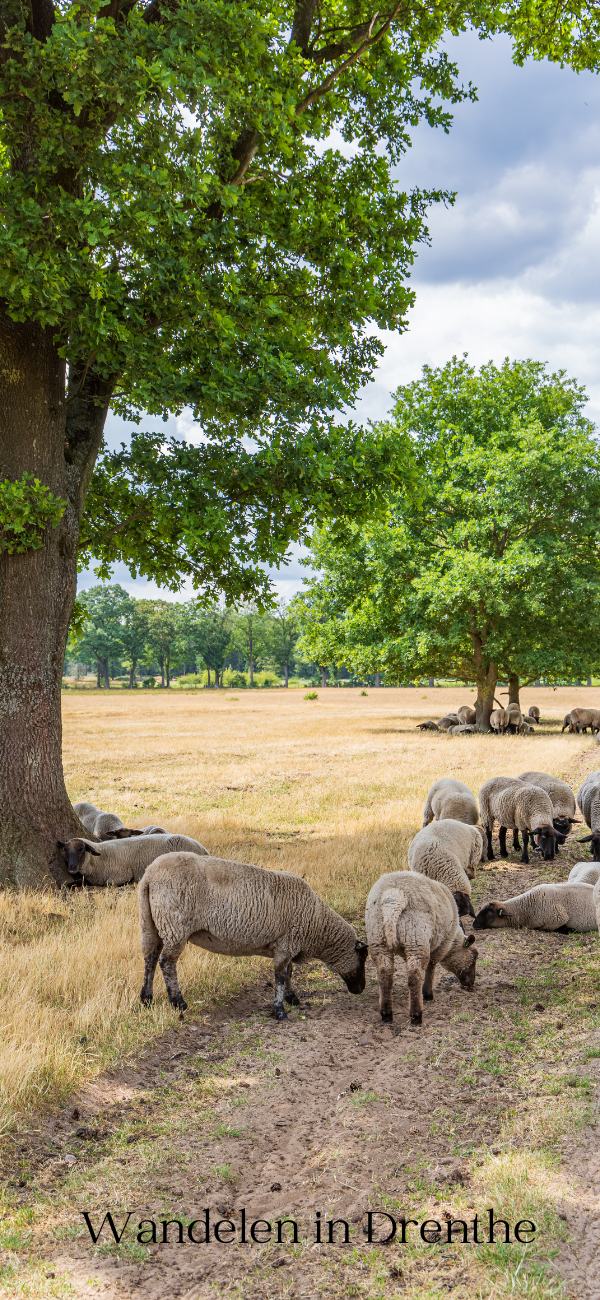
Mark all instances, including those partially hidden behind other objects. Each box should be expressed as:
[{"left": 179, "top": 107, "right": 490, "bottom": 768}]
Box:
[{"left": 0, "top": 687, "right": 598, "bottom": 1299}]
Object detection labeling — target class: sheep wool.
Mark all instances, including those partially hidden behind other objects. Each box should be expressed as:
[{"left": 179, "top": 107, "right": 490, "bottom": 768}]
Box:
[
  {"left": 139, "top": 853, "right": 368, "bottom": 1019},
  {"left": 422, "top": 779, "right": 479, "bottom": 827},
  {"left": 408, "top": 819, "right": 483, "bottom": 917},
  {"left": 474, "top": 882, "right": 597, "bottom": 933},
  {"left": 365, "top": 871, "right": 477, "bottom": 1025},
  {"left": 567, "top": 862, "right": 600, "bottom": 886},
  {"left": 577, "top": 771, "right": 600, "bottom": 860},
  {"left": 479, "top": 776, "right": 559, "bottom": 864},
  {"left": 58, "top": 833, "right": 208, "bottom": 886},
  {"left": 594, "top": 878, "right": 600, "bottom": 933}
]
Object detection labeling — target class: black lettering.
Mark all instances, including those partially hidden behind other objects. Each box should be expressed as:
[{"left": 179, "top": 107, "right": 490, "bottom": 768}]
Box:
[
  {"left": 488, "top": 1209, "right": 511, "bottom": 1243},
  {"left": 275, "top": 1218, "right": 299, "bottom": 1244},
  {"left": 214, "top": 1219, "right": 236, "bottom": 1243},
  {"left": 137, "top": 1220, "right": 157, "bottom": 1244},
  {"left": 314, "top": 1210, "right": 322, "bottom": 1243},
  {"left": 514, "top": 1220, "right": 536, "bottom": 1243},
  {"left": 327, "top": 1217, "right": 350, "bottom": 1244},
  {"left": 397, "top": 1217, "right": 418, "bottom": 1244},
  {"left": 81, "top": 1211, "right": 133, "bottom": 1245},
  {"left": 472, "top": 1213, "right": 481, "bottom": 1244},
  {"left": 445, "top": 1217, "right": 469, "bottom": 1243},
  {"left": 187, "top": 1211, "right": 211, "bottom": 1244},
  {"left": 367, "top": 1212, "right": 398, "bottom": 1244},
  {"left": 161, "top": 1219, "right": 185, "bottom": 1244},
  {"left": 420, "top": 1219, "right": 442, "bottom": 1244},
  {"left": 250, "top": 1219, "right": 272, "bottom": 1243}
]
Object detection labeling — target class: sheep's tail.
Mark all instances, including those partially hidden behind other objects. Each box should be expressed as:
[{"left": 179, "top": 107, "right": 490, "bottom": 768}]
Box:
[
  {"left": 380, "top": 888, "right": 408, "bottom": 949},
  {"left": 138, "top": 873, "right": 160, "bottom": 953}
]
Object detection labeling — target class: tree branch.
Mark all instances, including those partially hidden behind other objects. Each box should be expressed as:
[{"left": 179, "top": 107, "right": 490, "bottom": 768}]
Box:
[
  {"left": 28, "top": 0, "right": 55, "bottom": 41},
  {"left": 296, "top": 4, "right": 405, "bottom": 115},
  {"left": 291, "top": 0, "right": 319, "bottom": 54}
]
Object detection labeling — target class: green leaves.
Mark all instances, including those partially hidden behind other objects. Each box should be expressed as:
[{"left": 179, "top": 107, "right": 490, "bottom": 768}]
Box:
[{"left": 0, "top": 474, "right": 65, "bottom": 554}]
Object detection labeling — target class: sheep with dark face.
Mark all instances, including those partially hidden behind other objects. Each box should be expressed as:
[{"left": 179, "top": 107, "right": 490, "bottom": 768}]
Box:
[
  {"left": 139, "top": 853, "right": 368, "bottom": 1019},
  {"left": 518, "top": 771, "right": 579, "bottom": 845},
  {"left": 408, "top": 819, "right": 483, "bottom": 919},
  {"left": 562, "top": 708, "right": 600, "bottom": 734},
  {"left": 437, "top": 714, "right": 460, "bottom": 732},
  {"left": 365, "top": 872, "right": 478, "bottom": 1025},
  {"left": 474, "top": 883, "right": 597, "bottom": 933},
  {"left": 417, "top": 720, "right": 441, "bottom": 732},
  {"left": 577, "top": 771, "right": 600, "bottom": 861},
  {"left": 73, "top": 801, "right": 142, "bottom": 840},
  {"left": 527, "top": 706, "right": 540, "bottom": 723},
  {"left": 57, "top": 833, "right": 208, "bottom": 886},
  {"left": 479, "top": 776, "right": 561, "bottom": 864},
  {"left": 490, "top": 707, "right": 509, "bottom": 734}
]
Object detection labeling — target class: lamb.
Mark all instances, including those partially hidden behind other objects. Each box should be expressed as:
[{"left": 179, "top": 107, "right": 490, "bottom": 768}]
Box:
[
  {"left": 456, "top": 705, "right": 476, "bottom": 725},
  {"left": 562, "top": 708, "right": 600, "bottom": 735},
  {"left": 417, "top": 720, "right": 440, "bottom": 732},
  {"left": 408, "top": 819, "right": 483, "bottom": 918},
  {"left": 518, "top": 771, "right": 579, "bottom": 843},
  {"left": 567, "top": 862, "right": 600, "bottom": 885},
  {"left": 56, "top": 833, "right": 208, "bottom": 887},
  {"left": 577, "top": 771, "right": 600, "bottom": 860},
  {"left": 73, "top": 801, "right": 141, "bottom": 840},
  {"left": 479, "top": 776, "right": 560, "bottom": 864},
  {"left": 365, "top": 872, "right": 478, "bottom": 1025},
  {"left": 437, "top": 713, "right": 460, "bottom": 731},
  {"left": 490, "top": 707, "right": 509, "bottom": 734},
  {"left": 448, "top": 724, "right": 476, "bottom": 735},
  {"left": 473, "top": 882, "right": 597, "bottom": 933},
  {"left": 422, "top": 778, "right": 479, "bottom": 828},
  {"left": 138, "top": 853, "right": 368, "bottom": 1018},
  {"left": 527, "top": 706, "right": 540, "bottom": 723}
]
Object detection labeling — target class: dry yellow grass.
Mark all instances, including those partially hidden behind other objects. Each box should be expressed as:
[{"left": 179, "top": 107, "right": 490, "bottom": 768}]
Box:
[{"left": 0, "top": 685, "right": 597, "bottom": 1138}]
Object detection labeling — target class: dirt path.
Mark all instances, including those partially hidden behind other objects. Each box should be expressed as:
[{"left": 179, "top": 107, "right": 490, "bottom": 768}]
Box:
[{"left": 3, "top": 852, "right": 599, "bottom": 1300}]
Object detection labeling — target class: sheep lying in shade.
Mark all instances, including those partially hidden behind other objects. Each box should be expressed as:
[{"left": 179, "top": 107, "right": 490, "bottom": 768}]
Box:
[
  {"left": 365, "top": 872, "right": 478, "bottom": 1025},
  {"left": 527, "top": 706, "right": 540, "bottom": 723},
  {"left": 422, "top": 778, "right": 479, "bottom": 827},
  {"left": 73, "top": 801, "right": 141, "bottom": 840},
  {"left": 456, "top": 705, "right": 476, "bottom": 725},
  {"left": 518, "top": 771, "right": 579, "bottom": 844},
  {"left": 474, "top": 883, "right": 597, "bottom": 933},
  {"left": 577, "top": 771, "right": 600, "bottom": 860},
  {"left": 448, "top": 724, "right": 476, "bottom": 735},
  {"left": 479, "top": 776, "right": 560, "bottom": 864},
  {"left": 138, "top": 853, "right": 368, "bottom": 1018},
  {"left": 57, "top": 833, "right": 208, "bottom": 887},
  {"left": 437, "top": 713, "right": 460, "bottom": 731},
  {"left": 408, "top": 819, "right": 482, "bottom": 918},
  {"left": 417, "top": 720, "right": 441, "bottom": 732},
  {"left": 568, "top": 862, "right": 600, "bottom": 885}
]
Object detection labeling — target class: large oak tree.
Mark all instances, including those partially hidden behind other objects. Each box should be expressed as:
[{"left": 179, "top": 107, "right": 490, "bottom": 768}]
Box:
[{"left": 1, "top": 3, "right": 599, "bottom": 884}]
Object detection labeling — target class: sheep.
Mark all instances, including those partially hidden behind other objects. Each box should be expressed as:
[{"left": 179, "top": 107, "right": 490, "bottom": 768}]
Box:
[
  {"left": 505, "top": 703, "right": 524, "bottom": 734},
  {"left": 417, "top": 720, "right": 441, "bottom": 732},
  {"left": 456, "top": 705, "right": 476, "bottom": 725},
  {"left": 567, "top": 862, "right": 600, "bottom": 885},
  {"left": 517, "top": 771, "right": 579, "bottom": 844},
  {"left": 473, "top": 882, "right": 598, "bottom": 933},
  {"left": 437, "top": 713, "right": 460, "bottom": 731},
  {"left": 577, "top": 771, "right": 600, "bottom": 860},
  {"left": 73, "top": 801, "right": 141, "bottom": 840},
  {"left": 562, "top": 708, "right": 600, "bottom": 735},
  {"left": 422, "top": 778, "right": 479, "bottom": 828},
  {"left": 408, "top": 819, "right": 483, "bottom": 919},
  {"left": 56, "top": 833, "right": 208, "bottom": 887},
  {"left": 140, "top": 825, "right": 167, "bottom": 835},
  {"left": 490, "top": 707, "right": 509, "bottom": 734},
  {"left": 448, "top": 724, "right": 476, "bottom": 735},
  {"left": 365, "top": 872, "right": 478, "bottom": 1025},
  {"left": 594, "top": 878, "right": 600, "bottom": 933},
  {"left": 527, "top": 706, "right": 540, "bottom": 723},
  {"left": 138, "top": 853, "right": 368, "bottom": 1018},
  {"left": 479, "top": 776, "right": 561, "bottom": 864}
]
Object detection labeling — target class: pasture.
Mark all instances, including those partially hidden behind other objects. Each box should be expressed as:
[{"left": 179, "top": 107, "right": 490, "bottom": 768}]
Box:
[{"left": 1, "top": 686, "right": 599, "bottom": 1299}]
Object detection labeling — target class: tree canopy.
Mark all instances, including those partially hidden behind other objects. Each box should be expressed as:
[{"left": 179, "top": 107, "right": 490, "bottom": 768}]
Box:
[{"left": 297, "top": 358, "right": 600, "bottom": 724}]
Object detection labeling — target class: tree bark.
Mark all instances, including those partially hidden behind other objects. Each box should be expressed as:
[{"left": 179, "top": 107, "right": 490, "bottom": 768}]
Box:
[
  {"left": 0, "top": 318, "right": 111, "bottom": 887},
  {"left": 472, "top": 632, "right": 497, "bottom": 731},
  {"left": 507, "top": 673, "right": 520, "bottom": 706},
  {"left": 320, "top": 667, "right": 328, "bottom": 687},
  {"left": 283, "top": 662, "right": 289, "bottom": 687},
  {"left": 374, "top": 672, "right": 382, "bottom": 687}
]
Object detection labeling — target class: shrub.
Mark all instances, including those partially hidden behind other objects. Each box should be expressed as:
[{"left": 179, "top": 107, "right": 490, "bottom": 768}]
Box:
[{"left": 304, "top": 691, "right": 318, "bottom": 701}]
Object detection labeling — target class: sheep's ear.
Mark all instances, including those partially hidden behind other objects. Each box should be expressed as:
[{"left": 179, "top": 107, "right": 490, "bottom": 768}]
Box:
[
  {"left": 56, "top": 840, "right": 66, "bottom": 852},
  {"left": 463, "top": 934, "right": 476, "bottom": 948},
  {"left": 85, "top": 843, "right": 102, "bottom": 856},
  {"left": 569, "top": 818, "right": 582, "bottom": 824},
  {"left": 578, "top": 834, "right": 593, "bottom": 843}
]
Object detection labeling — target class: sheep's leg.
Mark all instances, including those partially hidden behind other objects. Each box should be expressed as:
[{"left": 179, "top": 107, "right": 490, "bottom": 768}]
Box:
[
  {"left": 407, "top": 954, "right": 428, "bottom": 1026},
  {"left": 140, "top": 939, "right": 163, "bottom": 1006},
  {"left": 158, "top": 945, "right": 187, "bottom": 1011},
  {"left": 372, "top": 950, "right": 394, "bottom": 1022},
  {"left": 521, "top": 830, "right": 530, "bottom": 865},
  {"left": 513, "top": 829, "right": 521, "bottom": 851},
  {"left": 283, "top": 963, "right": 300, "bottom": 1007},
  {"left": 272, "top": 957, "right": 291, "bottom": 1021},
  {"left": 422, "top": 957, "right": 437, "bottom": 1002},
  {"left": 499, "top": 826, "right": 508, "bottom": 858},
  {"left": 486, "top": 825, "right": 495, "bottom": 861}
]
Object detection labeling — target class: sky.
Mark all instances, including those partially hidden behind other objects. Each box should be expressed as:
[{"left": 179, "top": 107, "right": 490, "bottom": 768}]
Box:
[{"left": 81, "top": 29, "right": 600, "bottom": 603}]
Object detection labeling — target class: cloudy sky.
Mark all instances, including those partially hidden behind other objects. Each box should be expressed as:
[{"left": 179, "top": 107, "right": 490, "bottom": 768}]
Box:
[{"left": 83, "top": 29, "right": 600, "bottom": 602}]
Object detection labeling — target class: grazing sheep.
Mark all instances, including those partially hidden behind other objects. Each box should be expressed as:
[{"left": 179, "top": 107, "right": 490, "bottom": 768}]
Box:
[
  {"left": 577, "top": 771, "right": 600, "bottom": 860},
  {"left": 594, "top": 878, "right": 600, "bottom": 932},
  {"left": 365, "top": 872, "right": 478, "bottom": 1025},
  {"left": 527, "top": 706, "right": 540, "bottom": 723},
  {"left": 562, "top": 708, "right": 600, "bottom": 734},
  {"left": 479, "top": 776, "right": 560, "bottom": 864},
  {"left": 448, "top": 724, "right": 476, "bottom": 735},
  {"left": 490, "top": 707, "right": 509, "bottom": 734},
  {"left": 56, "top": 833, "right": 208, "bottom": 887},
  {"left": 139, "top": 853, "right": 368, "bottom": 1018},
  {"left": 456, "top": 705, "right": 476, "bottom": 725},
  {"left": 505, "top": 703, "right": 524, "bottom": 734},
  {"left": 518, "top": 771, "right": 579, "bottom": 844},
  {"left": 422, "top": 778, "right": 478, "bottom": 828},
  {"left": 408, "top": 819, "right": 483, "bottom": 918},
  {"left": 473, "top": 882, "right": 597, "bottom": 933},
  {"left": 417, "top": 720, "right": 441, "bottom": 732},
  {"left": 567, "top": 862, "right": 600, "bottom": 885},
  {"left": 73, "top": 801, "right": 141, "bottom": 840},
  {"left": 437, "top": 713, "right": 460, "bottom": 732}
]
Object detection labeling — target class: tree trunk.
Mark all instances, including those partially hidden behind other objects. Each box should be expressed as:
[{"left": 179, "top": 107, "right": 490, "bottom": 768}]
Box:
[
  {"left": 96, "top": 663, "right": 101, "bottom": 688},
  {"left": 166, "top": 655, "right": 171, "bottom": 688},
  {"left": 428, "top": 677, "right": 434, "bottom": 688},
  {"left": 100, "top": 656, "right": 110, "bottom": 689},
  {"left": 0, "top": 319, "right": 111, "bottom": 887},
  {"left": 508, "top": 673, "right": 520, "bottom": 706},
  {"left": 472, "top": 632, "right": 497, "bottom": 732},
  {"left": 159, "top": 657, "right": 165, "bottom": 688},
  {"left": 320, "top": 668, "right": 328, "bottom": 687},
  {"left": 283, "top": 662, "right": 289, "bottom": 687},
  {"left": 374, "top": 672, "right": 382, "bottom": 687},
  {"left": 206, "top": 666, "right": 211, "bottom": 687},
  {"left": 129, "top": 662, "right": 136, "bottom": 688}
]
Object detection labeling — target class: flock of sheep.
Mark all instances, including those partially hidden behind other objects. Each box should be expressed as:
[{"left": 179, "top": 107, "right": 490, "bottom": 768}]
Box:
[
  {"left": 56, "top": 768, "right": 600, "bottom": 1028},
  {"left": 417, "top": 702, "right": 541, "bottom": 735}
]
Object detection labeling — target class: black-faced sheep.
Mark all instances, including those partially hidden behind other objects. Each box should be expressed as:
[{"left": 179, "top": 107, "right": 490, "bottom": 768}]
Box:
[
  {"left": 577, "top": 771, "right": 600, "bottom": 860},
  {"left": 408, "top": 819, "right": 482, "bottom": 918},
  {"left": 73, "top": 801, "right": 142, "bottom": 840},
  {"left": 139, "top": 853, "right": 368, "bottom": 1019},
  {"left": 562, "top": 708, "right": 600, "bottom": 734},
  {"left": 490, "top": 707, "right": 509, "bottom": 734},
  {"left": 365, "top": 872, "right": 478, "bottom": 1025},
  {"left": 57, "top": 833, "right": 208, "bottom": 886},
  {"left": 474, "top": 882, "right": 597, "bottom": 933},
  {"left": 517, "top": 771, "right": 579, "bottom": 844},
  {"left": 479, "top": 776, "right": 560, "bottom": 864}
]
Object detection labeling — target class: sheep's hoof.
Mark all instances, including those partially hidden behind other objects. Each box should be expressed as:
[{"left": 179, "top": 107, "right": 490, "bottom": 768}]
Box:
[
  {"left": 423, "top": 990, "right": 434, "bottom": 1002},
  {"left": 380, "top": 1010, "right": 393, "bottom": 1023},
  {"left": 285, "top": 991, "right": 301, "bottom": 1006},
  {"left": 170, "top": 995, "right": 187, "bottom": 1012},
  {"left": 273, "top": 1006, "right": 288, "bottom": 1021},
  {"left": 500, "top": 850, "right": 508, "bottom": 860},
  {"left": 140, "top": 991, "right": 153, "bottom": 1007},
  {"left": 487, "top": 853, "right": 495, "bottom": 862},
  {"left": 410, "top": 1012, "right": 423, "bottom": 1026}
]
